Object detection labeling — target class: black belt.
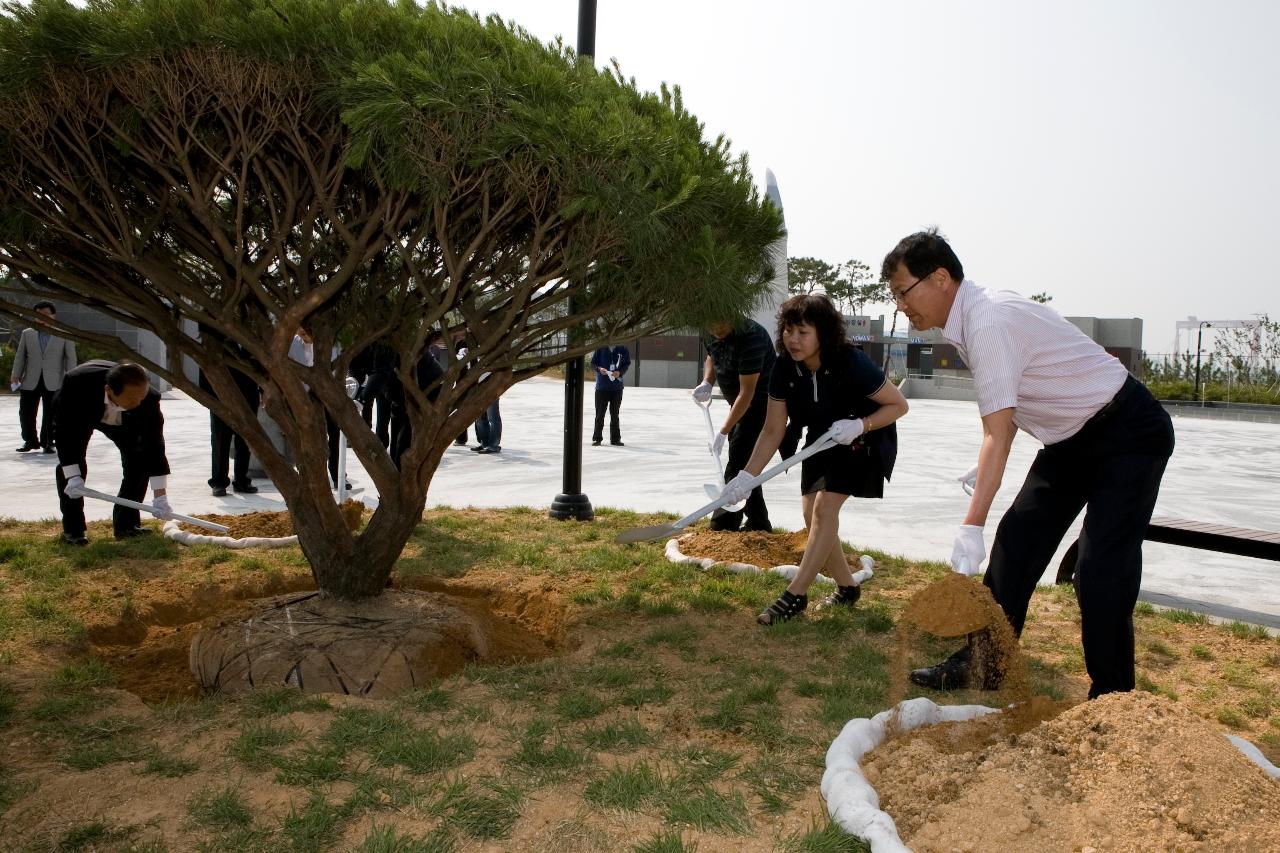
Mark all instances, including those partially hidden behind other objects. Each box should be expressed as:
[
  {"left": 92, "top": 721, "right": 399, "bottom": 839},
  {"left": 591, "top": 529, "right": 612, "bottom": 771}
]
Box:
[{"left": 1081, "top": 375, "right": 1140, "bottom": 431}]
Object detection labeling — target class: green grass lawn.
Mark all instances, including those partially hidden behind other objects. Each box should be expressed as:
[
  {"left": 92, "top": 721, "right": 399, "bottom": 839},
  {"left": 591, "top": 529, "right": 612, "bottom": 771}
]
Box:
[{"left": 0, "top": 507, "right": 1277, "bottom": 852}]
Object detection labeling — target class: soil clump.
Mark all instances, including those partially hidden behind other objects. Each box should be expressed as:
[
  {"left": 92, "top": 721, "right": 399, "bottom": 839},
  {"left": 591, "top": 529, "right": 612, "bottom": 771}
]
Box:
[
  {"left": 177, "top": 499, "right": 364, "bottom": 539},
  {"left": 862, "top": 691, "right": 1280, "bottom": 852},
  {"left": 676, "top": 528, "right": 812, "bottom": 567}
]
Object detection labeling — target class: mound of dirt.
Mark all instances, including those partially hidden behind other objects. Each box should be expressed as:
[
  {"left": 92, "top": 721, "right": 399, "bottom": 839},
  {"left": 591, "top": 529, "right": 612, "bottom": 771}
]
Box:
[
  {"left": 862, "top": 691, "right": 1280, "bottom": 852},
  {"left": 676, "top": 528, "right": 812, "bottom": 567},
  {"left": 191, "top": 587, "right": 557, "bottom": 698},
  {"left": 177, "top": 499, "right": 364, "bottom": 539}
]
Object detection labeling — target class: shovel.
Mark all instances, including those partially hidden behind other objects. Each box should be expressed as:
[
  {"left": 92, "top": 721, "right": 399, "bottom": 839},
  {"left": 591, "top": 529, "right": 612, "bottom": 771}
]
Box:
[
  {"left": 616, "top": 427, "right": 839, "bottom": 544},
  {"left": 696, "top": 399, "right": 742, "bottom": 507},
  {"left": 77, "top": 487, "right": 231, "bottom": 533}
]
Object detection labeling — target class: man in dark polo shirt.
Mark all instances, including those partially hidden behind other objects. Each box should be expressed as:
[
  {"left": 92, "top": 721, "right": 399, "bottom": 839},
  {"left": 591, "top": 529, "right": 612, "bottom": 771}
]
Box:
[{"left": 693, "top": 317, "right": 777, "bottom": 532}]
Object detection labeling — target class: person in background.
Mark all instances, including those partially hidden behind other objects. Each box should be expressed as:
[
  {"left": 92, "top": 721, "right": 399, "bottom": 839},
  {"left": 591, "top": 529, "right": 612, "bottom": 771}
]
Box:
[
  {"left": 882, "top": 228, "right": 1173, "bottom": 698},
  {"left": 718, "top": 294, "right": 908, "bottom": 624},
  {"left": 53, "top": 361, "right": 173, "bottom": 545},
  {"left": 11, "top": 300, "right": 77, "bottom": 454},
  {"left": 693, "top": 317, "right": 777, "bottom": 532},
  {"left": 590, "top": 343, "right": 630, "bottom": 446}
]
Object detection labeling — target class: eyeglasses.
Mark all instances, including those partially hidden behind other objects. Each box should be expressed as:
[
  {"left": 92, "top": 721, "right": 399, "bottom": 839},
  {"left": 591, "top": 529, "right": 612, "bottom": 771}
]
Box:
[{"left": 890, "top": 272, "right": 931, "bottom": 306}]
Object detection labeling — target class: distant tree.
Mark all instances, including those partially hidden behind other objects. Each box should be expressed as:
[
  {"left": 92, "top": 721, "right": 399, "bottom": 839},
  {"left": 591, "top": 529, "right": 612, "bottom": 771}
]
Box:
[
  {"left": 787, "top": 257, "right": 839, "bottom": 297},
  {"left": 0, "top": 0, "right": 783, "bottom": 600},
  {"left": 1029, "top": 292, "right": 1054, "bottom": 303},
  {"left": 1212, "top": 314, "right": 1280, "bottom": 389}
]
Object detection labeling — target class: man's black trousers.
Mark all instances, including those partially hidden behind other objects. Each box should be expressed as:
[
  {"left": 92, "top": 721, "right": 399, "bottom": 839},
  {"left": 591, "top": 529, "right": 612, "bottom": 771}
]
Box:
[
  {"left": 710, "top": 398, "right": 770, "bottom": 531},
  {"left": 592, "top": 387, "right": 623, "bottom": 444},
  {"left": 56, "top": 425, "right": 150, "bottom": 537},
  {"left": 19, "top": 378, "right": 54, "bottom": 447},
  {"left": 985, "top": 377, "right": 1174, "bottom": 698},
  {"left": 208, "top": 384, "right": 261, "bottom": 489}
]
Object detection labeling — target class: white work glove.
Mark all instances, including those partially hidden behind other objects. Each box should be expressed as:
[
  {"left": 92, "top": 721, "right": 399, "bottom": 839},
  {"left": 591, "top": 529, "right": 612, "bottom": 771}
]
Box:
[
  {"left": 958, "top": 464, "right": 978, "bottom": 496},
  {"left": 692, "top": 381, "right": 713, "bottom": 404},
  {"left": 710, "top": 432, "right": 726, "bottom": 458},
  {"left": 150, "top": 494, "right": 175, "bottom": 520},
  {"left": 830, "top": 418, "right": 865, "bottom": 445},
  {"left": 950, "top": 525, "right": 986, "bottom": 576},
  {"left": 719, "top": 471, "right": 755, "bottom": 505},
  {"left": 63, "top": 476, "right": 86, "bottom": 499}
]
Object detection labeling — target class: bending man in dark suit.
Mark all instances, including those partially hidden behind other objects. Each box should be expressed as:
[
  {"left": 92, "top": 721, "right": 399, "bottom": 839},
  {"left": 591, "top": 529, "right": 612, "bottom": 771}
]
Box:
[{"left": 53, "top": 361, "right": 173, "bottom": 545}]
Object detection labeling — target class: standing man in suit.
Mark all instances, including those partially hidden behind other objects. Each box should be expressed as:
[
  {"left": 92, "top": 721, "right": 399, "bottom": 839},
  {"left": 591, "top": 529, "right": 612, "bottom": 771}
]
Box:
[
  {"left": 10, "top": 300, "right": 77, "bottom": 453},
  {"left": 590, "top": 343, "right": 630, "bottom": 447},
  {"left": 53, "top": 360, "right": 173, "bottom": 545}
]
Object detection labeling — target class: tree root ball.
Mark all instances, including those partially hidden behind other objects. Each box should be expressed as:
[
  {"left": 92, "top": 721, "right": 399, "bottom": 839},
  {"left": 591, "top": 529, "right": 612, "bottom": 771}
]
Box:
[{"left": 190, "top": 589, "right": 487, "bottom": 698}]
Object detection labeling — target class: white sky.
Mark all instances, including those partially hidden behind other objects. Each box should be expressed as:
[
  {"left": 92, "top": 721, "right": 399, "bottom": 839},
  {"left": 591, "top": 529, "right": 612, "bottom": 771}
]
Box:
[{"left": 455, "top": 0, "right": 1278, "bottom": 352}]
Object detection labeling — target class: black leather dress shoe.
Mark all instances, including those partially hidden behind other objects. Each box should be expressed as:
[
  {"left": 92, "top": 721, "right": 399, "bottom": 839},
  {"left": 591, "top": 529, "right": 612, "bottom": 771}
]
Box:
[
  {"left": 909, "top": 655, "right": 972, "bottom": 691},
  {"left": 610, "top": 440, "right": 625, "bottom": 446},
  {"left": 741, "top": 520, "right": 774, "bottom": 533},
  {"left": 15, "top": 443, "right": 39, "bottom": 453},
  {"left": 43, "top": 446, "right": 55, "bottom": 454},
  {"left": 211, "top": 486, "right": 228, "bottom": 497},
  {"left": 114, "top": 526, "right": 153, "bottom": 540},
  {"left": 59, "top": 532, "right": 89, "bottom": 546},
  {"left": 232, "top": 482, "right": 258, "bottom": 494}
]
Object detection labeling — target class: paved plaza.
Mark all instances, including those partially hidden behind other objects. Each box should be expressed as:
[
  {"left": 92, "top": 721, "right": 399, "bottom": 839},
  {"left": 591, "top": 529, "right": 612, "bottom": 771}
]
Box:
[{"left": 2, "top": 377, "right": 1278, "bottom": 623}]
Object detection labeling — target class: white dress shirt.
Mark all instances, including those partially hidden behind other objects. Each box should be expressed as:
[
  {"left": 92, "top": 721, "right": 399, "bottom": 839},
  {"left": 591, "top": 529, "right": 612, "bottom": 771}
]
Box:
[{"left": 942, "top": 280, "right": 1128, "bottom": 445}]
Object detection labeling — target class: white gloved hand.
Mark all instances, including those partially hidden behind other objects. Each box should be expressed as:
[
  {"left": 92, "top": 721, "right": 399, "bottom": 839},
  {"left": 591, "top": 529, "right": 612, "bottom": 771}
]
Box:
[
  {"left": 63, "top": 476, "right": 86, "bottom": 499},
  {"left": 692, "top": 381, "right": 713, "bottom": 404},
  {"left": 830, "top": 418, "right": 865, "bottom": 445},
  {"left": 710, "top": 432, "right": 726, "bottom": 458},
  {"left": 958, "top": 464, "right": 978, "bottom": 495},
  {"left": 950, "top": 524, "right": 986, "bottom": 576},
  {"left": 719, "top": 470, "right": 755, "bottom": 505},
  {"left": 150, "top": 494, "right": 174, "bottom": 520}
]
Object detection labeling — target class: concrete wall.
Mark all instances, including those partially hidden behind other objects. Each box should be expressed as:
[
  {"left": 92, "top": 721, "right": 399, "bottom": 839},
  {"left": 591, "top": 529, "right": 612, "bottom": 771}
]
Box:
[{"left": 898, "top": 375, "right": 978, "bottom": 402}]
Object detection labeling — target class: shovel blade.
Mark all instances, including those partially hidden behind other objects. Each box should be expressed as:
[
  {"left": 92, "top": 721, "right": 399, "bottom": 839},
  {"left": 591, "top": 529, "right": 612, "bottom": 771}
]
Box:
[{"left": 614, "top": 523, "right": 679, "bottom": 544}]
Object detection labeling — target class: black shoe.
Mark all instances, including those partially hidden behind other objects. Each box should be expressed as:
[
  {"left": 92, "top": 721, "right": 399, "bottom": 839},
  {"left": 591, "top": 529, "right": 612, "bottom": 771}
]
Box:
[
  {"left": 232, "top": 482, "right": 258, "bottom": 494},
  {"left": 454, "top": 439, "right": 467, "bottom": 446},
  {"left": 59, "top": 532, "right": 88, "bottom": 546},
  {"left": 909, "top": 653, "right": 972, "bottom": 691},
  {"left": 591, "top": 439, "right": 602, "bottom": 446},
  {"left": 757, "top": 591, "right": 807, "bottom": 625},
  {"left": 331, "top": 481, "right": 353, "bottom": 492},
  {"left": 470, "top": 445, "right": 485, "bottom": 452},
  {"left": 610, "top": 440, "right": 625, "bottom": 446},
  {"left": 708, "top": 509, "right": 743, "bottom": 532},
  {"left": 114, "top": 526, "right": 153, "bottom": 540},
  {"left": 477, "top": 445, "right": 501, "bottom": 454},
  {"left": 741, "top": 520, "right": 774, "bottom": 533},
  {"left": 211, "top": 486, "right": 228, "bottom": 497},
  {"left": 15, "top": 443, "right": 38, "bottom": 453},
  {"left": 814, "top": 583, "right": 861, "bottom": 612},
  {"left": 43, "top": 446, "right": 55, "bottom": 454}
]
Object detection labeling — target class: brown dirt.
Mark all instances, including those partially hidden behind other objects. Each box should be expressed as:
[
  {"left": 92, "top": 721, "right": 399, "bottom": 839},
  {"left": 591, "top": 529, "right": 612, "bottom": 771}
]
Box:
[
  {"left": 676, "top": 528, "right": 813, "bottom": 567},
  {"left": 863, "top": 691, "right": 1280, "bottom": 852},
  {"left": 176, "top": 499, "right": 364, "bottom": 538}
]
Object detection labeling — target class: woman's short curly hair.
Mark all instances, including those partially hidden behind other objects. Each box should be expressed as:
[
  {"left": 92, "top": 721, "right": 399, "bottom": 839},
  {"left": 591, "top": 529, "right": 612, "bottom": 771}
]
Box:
[{"left": 775, "top": 293, "right": 848, "bottom": 368}]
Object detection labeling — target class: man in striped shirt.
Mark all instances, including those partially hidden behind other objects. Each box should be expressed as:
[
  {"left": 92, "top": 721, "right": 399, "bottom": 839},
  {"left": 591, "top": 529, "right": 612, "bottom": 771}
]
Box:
[{"left": 882, "top": 229, "right": 1174, "bottom": 699}]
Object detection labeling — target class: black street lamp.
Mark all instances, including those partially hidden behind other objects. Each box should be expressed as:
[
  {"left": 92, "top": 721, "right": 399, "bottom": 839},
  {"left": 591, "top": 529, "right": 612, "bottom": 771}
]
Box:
[
  {"left": 549, "top": 0, "right": 597, "bottom": 522},
  {"left": 1194, "top": 320, "right": 1212, "bottom": 404}
]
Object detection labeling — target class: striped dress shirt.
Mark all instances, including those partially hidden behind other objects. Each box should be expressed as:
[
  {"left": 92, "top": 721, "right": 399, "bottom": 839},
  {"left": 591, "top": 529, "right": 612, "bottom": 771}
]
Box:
[{"left": 941, "top": 280, "right": 1128, "bottom": 445}]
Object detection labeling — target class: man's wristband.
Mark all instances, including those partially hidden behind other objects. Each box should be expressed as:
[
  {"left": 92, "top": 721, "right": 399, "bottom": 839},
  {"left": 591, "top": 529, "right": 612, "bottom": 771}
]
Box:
[{"left": 149, "top": 475, "right": 168, "bottom": 490}]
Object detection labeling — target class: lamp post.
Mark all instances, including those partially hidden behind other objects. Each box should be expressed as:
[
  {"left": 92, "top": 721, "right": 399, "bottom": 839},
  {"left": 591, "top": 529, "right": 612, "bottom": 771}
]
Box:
[
  {"left": 1194, "top": 320, "right": 1211, "bottom": 404},
  {"left": 549, "top": 0, "right": 597, "bottom": 522}
]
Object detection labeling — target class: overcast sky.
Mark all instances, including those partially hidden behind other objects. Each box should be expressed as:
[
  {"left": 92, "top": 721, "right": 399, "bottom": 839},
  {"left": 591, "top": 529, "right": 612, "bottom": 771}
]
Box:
[{"left": 455, "top": 0, "right": 1277, "bottom": 352}]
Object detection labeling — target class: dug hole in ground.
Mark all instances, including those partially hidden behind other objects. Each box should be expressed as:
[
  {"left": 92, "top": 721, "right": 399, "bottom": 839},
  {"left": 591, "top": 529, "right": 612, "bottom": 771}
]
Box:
[{"left": 817, "top": 572, "right": 1280, "bottom": 853}]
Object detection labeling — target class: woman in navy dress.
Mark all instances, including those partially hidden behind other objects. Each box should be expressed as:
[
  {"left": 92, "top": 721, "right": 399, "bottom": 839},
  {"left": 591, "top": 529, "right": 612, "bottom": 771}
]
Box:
[{"left": 721, "top": 293, "right": 910, "bottom": 624}]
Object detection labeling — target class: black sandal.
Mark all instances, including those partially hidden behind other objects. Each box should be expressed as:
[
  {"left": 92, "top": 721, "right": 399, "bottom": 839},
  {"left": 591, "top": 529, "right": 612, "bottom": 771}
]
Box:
[
  {"left": 757, "top": 590, "right": 807, "bottom": 625},
  {"left": 814, "top": 584, "right": 861, "bottom": 612}
]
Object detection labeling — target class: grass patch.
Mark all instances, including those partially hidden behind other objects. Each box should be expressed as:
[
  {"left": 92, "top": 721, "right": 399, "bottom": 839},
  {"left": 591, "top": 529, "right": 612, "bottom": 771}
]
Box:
[
  {"left": 431, "top": 778, "right": 523, "bottom": 840},
  {"left": 1217, "top": 706, "right": 1247, "bottom": 729},
  {"left": 1158, "top": 608, "right": 1206, "bottom": 625},
  {"left": 783, "top": 820, "right": 871, "bottom": 852},
  {"left": 632, "top": 831, "right": 699, "bottom": 853},
  {"left": 356, "top": 824, "right": 457, "bottom": 853},
  {"left": 555, "top": 688, "right": 608, "bottom": 721},
  {"left": 509, "top": 719, "right": 592, "bottom": 778},
  {"left": 1189, "top": 644, "right": 1214, "bottom": 661},
  {"left": 578, "top": 717, "right": 654, "bottom": 752},
  {"left": 661, "top": 786, "right": 751, "bottom": 834},
  {"left": 188, "top": 786, "right": 255, "bottom": 831},
  {"left": 234, "top": 721, "right": 301, "bottom": 768},
  {"left": 583, "top": 761, "right": 664, "bottom": 811},
  {"left": 1226, "top": 621, "right": 1270, "bottom": 640},
  {"left": 142, "top": 752, "right": 200, "bottom": 777},
  {"left": 280, "top": 791, "right": 346, "bottom": 853},
  {"left": 239, "top": 688, "right": 331, "bottom": 718}
]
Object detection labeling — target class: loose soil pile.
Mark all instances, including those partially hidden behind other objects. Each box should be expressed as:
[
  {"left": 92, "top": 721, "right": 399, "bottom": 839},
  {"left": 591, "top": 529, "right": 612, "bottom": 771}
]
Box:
[
  {"left": 177, "top": 499, "right": 364, "bottom": 539},
  {"left": 676, "top": 528, "right": 812, "bottom": 567},
  {"left": 862, "top": 691, "right": 1280, "bottom": 852}
]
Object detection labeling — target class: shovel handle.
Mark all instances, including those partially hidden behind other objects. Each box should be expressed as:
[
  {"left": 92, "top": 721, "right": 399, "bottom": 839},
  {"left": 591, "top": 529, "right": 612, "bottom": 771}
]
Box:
[
  {"left": 668, "top": 427, "right": 839, "bottom": 533},
  {"left": 78, "top": 487, "right": 231, "bottom": 533}
]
